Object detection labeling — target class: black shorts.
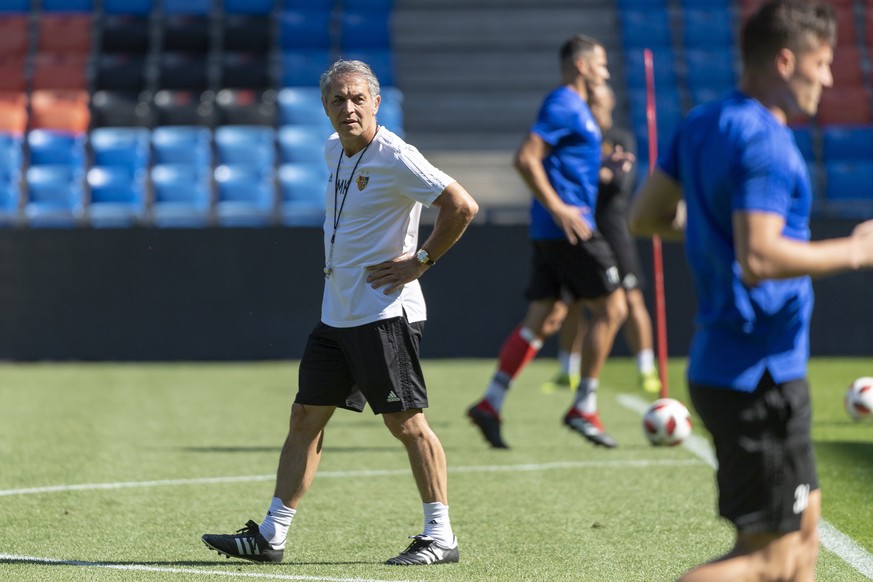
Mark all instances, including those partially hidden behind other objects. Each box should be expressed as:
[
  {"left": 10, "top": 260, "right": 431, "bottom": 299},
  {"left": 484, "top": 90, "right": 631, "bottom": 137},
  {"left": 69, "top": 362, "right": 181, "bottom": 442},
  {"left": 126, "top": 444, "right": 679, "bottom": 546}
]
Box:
[
  {"left": 296, "top": 316, "right": 429, "bottom": 415},
  {"left": 689, "top": 373, "right": 819, "bottom": 534},
  {"left": 595, "top": 192, "right": 644, "bottom": 290},
  {"left": 525, "top": 237, "right": 621, "bottom": 302}
]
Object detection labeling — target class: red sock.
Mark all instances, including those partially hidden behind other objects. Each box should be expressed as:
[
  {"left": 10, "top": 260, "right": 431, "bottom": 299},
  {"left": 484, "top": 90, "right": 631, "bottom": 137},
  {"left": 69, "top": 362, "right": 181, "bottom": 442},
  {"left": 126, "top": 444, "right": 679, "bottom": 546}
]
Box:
[{"left": 497, "top": 327, "right": 542, "bottom": 379}]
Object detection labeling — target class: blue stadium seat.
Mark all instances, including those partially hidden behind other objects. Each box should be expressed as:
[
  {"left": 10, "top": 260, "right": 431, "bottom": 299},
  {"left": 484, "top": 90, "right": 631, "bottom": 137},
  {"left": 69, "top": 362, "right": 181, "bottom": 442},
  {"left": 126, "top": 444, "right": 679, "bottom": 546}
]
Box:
[
  {"left": 41, "top": 0, "right": 92, "bottom": 11},
  {"left": 0, "top": 0, "right": 29, "bottom": 12},
  {"left": 825, "top": 161, "right": 873, "bottom": 201},
  {"left": 279, "top": 162, "right": 327, "bottom": 226},
  {"left": 342, "top": 48, "right": 394, "bottom": 86},
  {"left": 151, "top": 126, "right": 212, "bottom": 168},
  {"left": 215, "top": 125, "right": 277, "bottom": 171},
  {"left": 0, "top": 165, "right": 19, "bottom": 225},
  {"left": 90, "top": 127, "right": 151, "bottom": 174},
  {"left": 0, "top": 133, "right": 23, "bottom": 172},
  {"left": 151, "top": 163, "right": 212, "bottom": 227},
  {"left": 277, "top": 87, "right": 333, "bottom": 132},
  {"left": 86, "top": 166, "right": 147, "bottom": 227},
  {"left": 822, "top": 126, "right": 873, "bottom": 162},
  {"left": 620, "top": 10, "right": 672, "bottom": 49},
  {"left": 681, "top": 0, "right": 729, "bottom": 7},
  {"left": 283, "top": 0, "right": 333, "bottom": 10},
  {"left": 682, "top": 9, "right": 734, "bottom": 47},
  {"left": 792, "top": 127, "right": 815, "bottom": 161},
  {"left": 27, "top": 129, "right": 86, "bottom": 168},
  {"left": 618, "top": 0, "right": 668, "bottom": 8},
  {"left": 353, "top": 0, "right": 393, "bottom": 10},
  {"left": 162, "top": 0, "right": 212, "bottom": 14},
  {"left": 102, "top": 0, "right": 153, "bottom": 15},
  {"left": 377, "top": 86, "right": 403, "bottom": 135},
  {"left": 684, "top": 49, "right": 736, "bottom": 90},
  {"left": 214, "top": 164, "right": 276, "bottom": 227},
  {"left": 624, "top": 46, "right": 677, "bottom": 89},
  {"left": 24, "top": 165, "right": 85, "bottom": 227},
  {"left": 688, "top": 85, "right": 732, "bottom": 107},
  {"left": 278, "top": 125, "right": 329, "bottom": 164},
  {"left": 281, "top": 49, "right": 333, "bottom": 87},
  {"left": 339, "top": 10, "right": 391, "bottom": 51},
  {"left": 224, "top": 0, "right": 275, "bottom": 14},
  {"left": 279, "top": 10, "right": 332, "bottom": 50}
]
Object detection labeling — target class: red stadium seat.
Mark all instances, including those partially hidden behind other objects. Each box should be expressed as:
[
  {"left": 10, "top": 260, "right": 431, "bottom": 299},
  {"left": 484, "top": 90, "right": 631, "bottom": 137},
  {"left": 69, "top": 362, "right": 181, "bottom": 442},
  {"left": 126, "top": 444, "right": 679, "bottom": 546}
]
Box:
[
  {"left": 0, "top": 56, "right": 25, "bottom": 92},
  {"left": 30, "top": 90, "right": 91, "bottom": 133},
  {"left": 817, "top": 88, "right": 873, "bottom": 126},
  {"left": 834, "top": 7, "right": 856, "bottom": 47},
  {"left": 31, "top": 54, "right": 89, "bottom": 91},
  {"left": 38, "top": 13, "right": 92, "bottom": 54},
  {"left": 831, "top": 46, "right": 864, "bottom": 88},
  {"left": 0, "top": 15, "right": 28, "bottom": 56},
  {"left": 0, "top": 91, "right": 27, "bottom": 136}
]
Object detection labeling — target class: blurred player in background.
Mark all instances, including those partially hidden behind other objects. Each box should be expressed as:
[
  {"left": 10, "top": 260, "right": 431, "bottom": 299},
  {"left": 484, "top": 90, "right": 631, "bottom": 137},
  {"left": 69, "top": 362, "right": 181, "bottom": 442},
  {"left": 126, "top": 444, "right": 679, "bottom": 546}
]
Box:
[
  {"left": 540, "top": 82, "right": 661, "bottom": 396},
  {"left": 202, "top": 59, "right": 478, "bottom": 566},
  {"left": 630, "top": 1, "right": 873, "bottom": 579},
  {"left": 467, "top": 34, "right": 629, "bottom": 449}
]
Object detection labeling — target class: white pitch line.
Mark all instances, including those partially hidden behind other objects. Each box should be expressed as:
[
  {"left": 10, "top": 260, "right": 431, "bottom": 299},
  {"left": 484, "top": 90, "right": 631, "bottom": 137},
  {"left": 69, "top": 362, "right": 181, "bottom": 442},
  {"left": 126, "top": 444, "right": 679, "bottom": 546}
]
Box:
[
  {"left": 0, "top": 459, "right": 703, "bottom": 498},
  {"left": 617, "top": 392, "right": 873, "bottom": 581},
  {"left": 0, "top": 553, "right": 415, "bottom": 582}
]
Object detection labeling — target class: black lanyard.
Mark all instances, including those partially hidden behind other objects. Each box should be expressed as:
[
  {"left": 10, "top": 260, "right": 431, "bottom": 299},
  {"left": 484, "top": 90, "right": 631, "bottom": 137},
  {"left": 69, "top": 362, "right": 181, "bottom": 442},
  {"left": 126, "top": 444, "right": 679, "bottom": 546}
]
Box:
[{"left": 324, "top": 128, "right": 377, "bottom": 278}]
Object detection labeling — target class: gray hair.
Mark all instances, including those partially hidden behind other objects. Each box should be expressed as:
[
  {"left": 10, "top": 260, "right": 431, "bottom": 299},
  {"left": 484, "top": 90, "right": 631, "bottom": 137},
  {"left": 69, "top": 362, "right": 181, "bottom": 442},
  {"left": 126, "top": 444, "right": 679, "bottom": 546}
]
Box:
[{"left": 319, "top": 59, "right": 381, "bottom": 102}]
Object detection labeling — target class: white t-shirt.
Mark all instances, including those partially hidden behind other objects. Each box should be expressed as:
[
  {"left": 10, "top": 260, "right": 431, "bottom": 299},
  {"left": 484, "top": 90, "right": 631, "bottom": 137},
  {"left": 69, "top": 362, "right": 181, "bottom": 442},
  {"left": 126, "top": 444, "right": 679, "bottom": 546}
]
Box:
[{"left": 320, "top": 127, "right": 455, "bottom": 328}]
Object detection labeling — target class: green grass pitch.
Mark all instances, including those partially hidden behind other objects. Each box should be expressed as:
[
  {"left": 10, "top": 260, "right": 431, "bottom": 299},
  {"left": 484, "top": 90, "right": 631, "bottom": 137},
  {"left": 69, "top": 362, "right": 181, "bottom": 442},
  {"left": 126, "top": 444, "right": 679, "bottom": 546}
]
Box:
[{"left": 0, "top": 358, "right": 871, "bottom": 581}]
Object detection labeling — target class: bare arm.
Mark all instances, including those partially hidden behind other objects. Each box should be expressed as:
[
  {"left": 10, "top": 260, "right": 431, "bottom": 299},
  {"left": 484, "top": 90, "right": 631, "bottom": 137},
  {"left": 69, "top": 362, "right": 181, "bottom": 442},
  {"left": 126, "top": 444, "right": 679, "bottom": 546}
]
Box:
[
  {"left": 515, "top": 132, "right": 591, "bottom": 244},
  {"left": 366, "top": 181, "right": 479, "bottom": 294},
  {"left": 734, "top": 211, "right": 873, "bottom": 285},
  {"left": 628, "top": 168, "right": 685, "bottom": 241}
]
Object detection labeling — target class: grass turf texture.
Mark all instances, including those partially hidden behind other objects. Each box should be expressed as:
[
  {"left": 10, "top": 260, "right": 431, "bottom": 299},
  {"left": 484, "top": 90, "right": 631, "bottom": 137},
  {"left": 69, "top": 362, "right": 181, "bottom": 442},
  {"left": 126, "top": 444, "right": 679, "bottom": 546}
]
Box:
[{"left": 0, "top": 358, "right": 871, "bottom": 581}]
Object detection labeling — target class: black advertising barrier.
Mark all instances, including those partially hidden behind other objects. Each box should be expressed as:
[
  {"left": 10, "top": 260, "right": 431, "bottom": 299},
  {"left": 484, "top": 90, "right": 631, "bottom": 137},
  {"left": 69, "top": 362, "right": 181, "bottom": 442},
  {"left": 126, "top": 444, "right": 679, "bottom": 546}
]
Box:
[{"left": 0, "top": 221, "right": 868, "bottom": 361}]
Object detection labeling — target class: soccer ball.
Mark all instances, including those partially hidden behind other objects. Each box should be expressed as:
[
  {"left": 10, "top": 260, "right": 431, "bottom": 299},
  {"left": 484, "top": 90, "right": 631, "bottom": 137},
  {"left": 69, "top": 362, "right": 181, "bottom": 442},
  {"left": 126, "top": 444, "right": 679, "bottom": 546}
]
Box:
[
  {"left": 643, "top": 398, "right": 692, "bottom": 446},
  {"left": 844, "top": 377, "right": 873, "bottom": 421}
]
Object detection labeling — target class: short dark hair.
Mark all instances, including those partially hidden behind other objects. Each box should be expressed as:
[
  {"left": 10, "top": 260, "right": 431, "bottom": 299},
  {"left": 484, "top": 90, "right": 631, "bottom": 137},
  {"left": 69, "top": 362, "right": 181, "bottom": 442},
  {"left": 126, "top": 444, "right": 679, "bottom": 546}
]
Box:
[
  {"left": 560, "top": 34, "right": 601, "bottom": 71},
  {"left": 741, "top": 0, "right": 836, "bottom": 70}
]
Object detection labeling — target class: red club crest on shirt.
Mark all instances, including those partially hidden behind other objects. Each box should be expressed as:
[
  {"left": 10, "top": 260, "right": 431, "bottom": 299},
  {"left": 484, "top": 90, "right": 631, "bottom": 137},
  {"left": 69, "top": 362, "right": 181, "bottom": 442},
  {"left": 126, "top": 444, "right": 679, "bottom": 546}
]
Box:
[{"left": 356, "top": 175, "right": 369, "bottom": 191}]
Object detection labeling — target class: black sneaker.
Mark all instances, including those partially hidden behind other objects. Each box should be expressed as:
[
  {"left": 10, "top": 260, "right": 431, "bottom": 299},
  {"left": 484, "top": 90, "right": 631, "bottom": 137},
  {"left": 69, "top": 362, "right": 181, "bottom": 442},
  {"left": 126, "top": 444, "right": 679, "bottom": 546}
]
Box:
[
  {"left": 201, "top": 520, "right": 284, "bottom": 563},
  {"left": 467, "top": 400, "right": 509, "bottom": 449},
  {"left": 385, "top": 535, "right": 459, "bottom": 565},
  {"left": 563, "top": 409, "right": 618, "bottom": 448}
]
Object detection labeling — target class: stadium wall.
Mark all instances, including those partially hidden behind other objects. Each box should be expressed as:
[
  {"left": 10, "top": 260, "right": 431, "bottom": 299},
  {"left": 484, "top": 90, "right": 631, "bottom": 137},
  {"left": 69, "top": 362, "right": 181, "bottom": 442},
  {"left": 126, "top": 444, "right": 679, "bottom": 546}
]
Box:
[{"left": 0, "top": 220, "right": 869, "bottom": 361}]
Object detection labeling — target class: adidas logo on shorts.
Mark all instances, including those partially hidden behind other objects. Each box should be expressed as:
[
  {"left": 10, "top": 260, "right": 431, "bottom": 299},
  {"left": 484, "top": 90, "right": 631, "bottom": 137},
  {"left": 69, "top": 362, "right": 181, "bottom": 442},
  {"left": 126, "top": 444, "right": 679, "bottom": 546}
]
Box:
[{"left": 387, "top": 390, "right": 401, "bottom": 403}]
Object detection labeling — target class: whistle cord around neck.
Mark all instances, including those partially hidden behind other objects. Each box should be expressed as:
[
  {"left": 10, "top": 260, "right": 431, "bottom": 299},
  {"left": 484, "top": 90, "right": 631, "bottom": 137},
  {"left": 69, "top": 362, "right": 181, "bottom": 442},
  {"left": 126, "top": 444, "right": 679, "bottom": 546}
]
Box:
[{"left": 331, "top": 129, "right": 377, "bottom": 245}]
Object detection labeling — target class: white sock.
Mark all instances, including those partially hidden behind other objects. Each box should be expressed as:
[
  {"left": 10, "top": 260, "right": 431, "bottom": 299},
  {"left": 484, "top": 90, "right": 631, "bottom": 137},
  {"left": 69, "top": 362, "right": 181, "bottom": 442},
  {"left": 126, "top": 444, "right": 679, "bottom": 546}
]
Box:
[
  {"left": 558, "top": 350, "right": 581, "bottom": 378},
  {"left": 573, "top": 378, "right": 599, "bottom": 414},
  {"left": 636, "top": 349, "right": 655, "bottom": 374},
  {"left": 484, "top": 372, "right": 510, "bottom": 411},
  {"left": 259, "top": 497, "right": 296, "bottom": 550},
  {"left": 422, "top": 502, "right": 453, "bottom": 544}
]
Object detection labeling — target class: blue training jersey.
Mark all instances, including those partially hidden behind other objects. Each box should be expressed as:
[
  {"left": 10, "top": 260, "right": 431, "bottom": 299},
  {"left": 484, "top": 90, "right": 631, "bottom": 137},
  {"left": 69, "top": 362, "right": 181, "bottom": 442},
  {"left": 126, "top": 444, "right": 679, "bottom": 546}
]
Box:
[
  {"left": 658, "top": 91, "right": 814, "bottom": 391},
  {"left": 528, "top": 86, "right": 602, "bottom": 240}
]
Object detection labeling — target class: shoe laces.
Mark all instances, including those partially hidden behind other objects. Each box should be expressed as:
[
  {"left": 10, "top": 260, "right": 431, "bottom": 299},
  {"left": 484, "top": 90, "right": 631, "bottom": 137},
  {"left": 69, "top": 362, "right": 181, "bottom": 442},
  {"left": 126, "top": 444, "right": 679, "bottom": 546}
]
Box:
[
  {"left": 235, "top": 520, "right": 260, "bottom": 536},
  {"left": 400, "top": 535, "right": 434, "bottom": 554}
]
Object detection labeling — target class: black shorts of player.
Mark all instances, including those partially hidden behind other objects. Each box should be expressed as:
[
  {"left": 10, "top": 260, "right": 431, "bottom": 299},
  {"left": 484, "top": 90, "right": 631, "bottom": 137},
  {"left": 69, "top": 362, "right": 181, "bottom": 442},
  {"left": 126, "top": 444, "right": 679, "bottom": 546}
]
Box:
[
  {"left": 525, "top": 235, "right": 621, "bottom": 302},
  {"left": 296, "top": 315, "right": 429, "bottom": 415},
  {"left": 689, "top": 372, "right": 819, "bottom": 534},
  {"left": 595, "top": 191, "right": 645, "bottom": 291}
]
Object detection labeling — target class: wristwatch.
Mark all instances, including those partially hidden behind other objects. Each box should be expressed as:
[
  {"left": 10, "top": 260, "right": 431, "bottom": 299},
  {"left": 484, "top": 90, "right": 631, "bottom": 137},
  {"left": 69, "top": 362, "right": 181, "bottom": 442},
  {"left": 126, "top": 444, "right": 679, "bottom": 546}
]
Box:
[{"left": 416, "top": 248, "right": 435, "bottom": 266}]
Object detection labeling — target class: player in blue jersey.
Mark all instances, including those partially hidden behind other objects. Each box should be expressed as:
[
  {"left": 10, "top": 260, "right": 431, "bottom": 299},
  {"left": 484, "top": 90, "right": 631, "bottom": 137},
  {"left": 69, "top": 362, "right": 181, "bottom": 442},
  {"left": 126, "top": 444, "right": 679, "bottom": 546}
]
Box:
[
  {"left": 467, "top": 34, "right": 629, "bottom": 449},
  {"left": 631, "top": 1, "right": 873, "bottom": 580}
]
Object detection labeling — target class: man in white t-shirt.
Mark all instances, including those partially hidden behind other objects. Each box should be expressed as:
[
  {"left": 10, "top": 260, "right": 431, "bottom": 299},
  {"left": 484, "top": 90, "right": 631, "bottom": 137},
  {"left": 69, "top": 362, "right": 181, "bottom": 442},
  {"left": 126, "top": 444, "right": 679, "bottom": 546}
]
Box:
[{"left": 202, "top": 60, "right": 479, "bottom": 566}]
